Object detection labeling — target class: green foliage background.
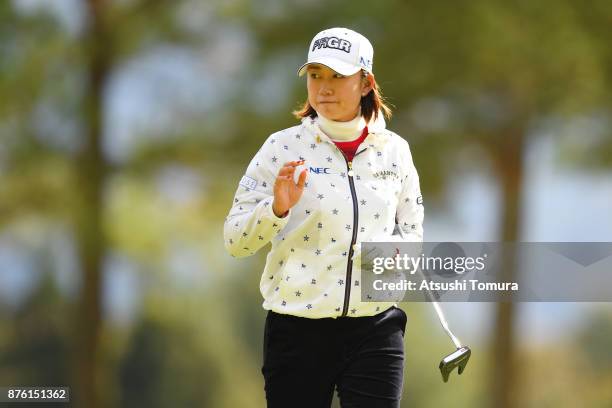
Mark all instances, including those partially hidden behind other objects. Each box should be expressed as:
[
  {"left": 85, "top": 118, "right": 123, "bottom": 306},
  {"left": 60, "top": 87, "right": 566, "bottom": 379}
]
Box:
[{"left": 0, "top": 1, "right": 611, "bottom": 407}]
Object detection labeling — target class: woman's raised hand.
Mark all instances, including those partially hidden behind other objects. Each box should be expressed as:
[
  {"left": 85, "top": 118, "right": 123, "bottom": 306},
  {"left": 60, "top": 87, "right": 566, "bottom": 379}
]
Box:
[{"left": 272, "top": 160, "right": 308, "bottom": 217}]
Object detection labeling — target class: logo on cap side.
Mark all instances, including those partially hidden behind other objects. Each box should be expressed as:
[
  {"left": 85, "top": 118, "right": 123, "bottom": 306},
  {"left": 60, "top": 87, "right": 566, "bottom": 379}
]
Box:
[
  {"left": 312, "top": 37, "right": 351, "bottom": 53},
  {"left": 359, "top": 56, "right": 372, "bottom": 69}
]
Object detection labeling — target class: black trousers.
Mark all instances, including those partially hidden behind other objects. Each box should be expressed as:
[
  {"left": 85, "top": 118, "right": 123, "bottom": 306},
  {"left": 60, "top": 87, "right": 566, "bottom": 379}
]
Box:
[{"left": 261, "top": 306, "right": 407, "bottom": 408}]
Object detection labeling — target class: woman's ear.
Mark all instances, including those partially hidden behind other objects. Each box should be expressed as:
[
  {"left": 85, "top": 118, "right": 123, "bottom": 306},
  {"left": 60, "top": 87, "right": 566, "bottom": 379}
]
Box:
[{"left": 361, "top": 73, "right": 375, "bottom": 97}]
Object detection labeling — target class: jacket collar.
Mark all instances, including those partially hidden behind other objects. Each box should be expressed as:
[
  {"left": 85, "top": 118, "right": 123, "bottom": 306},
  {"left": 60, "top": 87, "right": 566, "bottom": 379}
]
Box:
[{"left": 300, "top": 112, "right": 390, "bottom": 147}]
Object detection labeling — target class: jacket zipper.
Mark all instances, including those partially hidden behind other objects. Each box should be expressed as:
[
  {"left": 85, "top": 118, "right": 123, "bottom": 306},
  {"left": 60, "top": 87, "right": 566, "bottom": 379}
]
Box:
[
  {"left": 340, "top": 148, "right": 368, "bottom": 317},
  {"left": 313, "top": 128, "right": 371, "bottom": 317}
]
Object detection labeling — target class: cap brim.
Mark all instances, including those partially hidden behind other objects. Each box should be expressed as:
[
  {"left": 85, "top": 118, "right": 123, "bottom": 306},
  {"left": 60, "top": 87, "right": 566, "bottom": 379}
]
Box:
[{"left": 297, "top": 58, "right": 362, "bottom": 77}]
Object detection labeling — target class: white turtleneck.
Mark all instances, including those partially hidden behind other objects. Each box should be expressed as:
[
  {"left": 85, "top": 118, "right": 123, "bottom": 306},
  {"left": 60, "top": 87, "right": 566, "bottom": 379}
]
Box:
[{"left": 316, "top": 111, "right": 367, "bottom": 142}]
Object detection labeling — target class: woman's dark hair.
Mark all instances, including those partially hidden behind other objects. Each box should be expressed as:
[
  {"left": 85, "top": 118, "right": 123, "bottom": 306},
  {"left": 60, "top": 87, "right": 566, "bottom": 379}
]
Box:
[{"left": 293, "top": 69, "right": 393, "bottom": 123}]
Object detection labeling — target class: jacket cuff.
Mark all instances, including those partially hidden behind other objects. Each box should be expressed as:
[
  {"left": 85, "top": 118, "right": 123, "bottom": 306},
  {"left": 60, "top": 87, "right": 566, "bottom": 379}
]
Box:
[{"left": 265, "top": 197, "right": 291, "bottom": 223}]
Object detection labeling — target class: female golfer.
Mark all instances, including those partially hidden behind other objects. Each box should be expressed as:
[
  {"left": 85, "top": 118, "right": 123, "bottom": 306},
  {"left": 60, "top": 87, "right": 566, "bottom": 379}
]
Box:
[{"left": 224, "top": 27, "right": 423, "bottom": 408}]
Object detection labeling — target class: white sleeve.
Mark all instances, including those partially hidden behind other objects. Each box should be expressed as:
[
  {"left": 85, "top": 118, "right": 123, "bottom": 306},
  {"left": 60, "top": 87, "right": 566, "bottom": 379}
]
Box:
[
  {"left": 223, "top": 136, "right": 291, "bottom": 258},
  {"left": 395, "top": 141, "right": 424, "bottom": 243}
]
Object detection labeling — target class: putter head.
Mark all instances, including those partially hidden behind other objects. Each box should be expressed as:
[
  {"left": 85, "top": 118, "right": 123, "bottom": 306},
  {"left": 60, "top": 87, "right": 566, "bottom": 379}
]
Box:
[{"left": 439, "top": 346, "right": 471, "bottom": 382}]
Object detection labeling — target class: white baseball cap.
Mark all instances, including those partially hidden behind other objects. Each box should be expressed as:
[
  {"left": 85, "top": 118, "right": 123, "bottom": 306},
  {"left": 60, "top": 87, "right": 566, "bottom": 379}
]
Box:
[{"left": 297, "top": 27, "right": 374, "bottom": 77}]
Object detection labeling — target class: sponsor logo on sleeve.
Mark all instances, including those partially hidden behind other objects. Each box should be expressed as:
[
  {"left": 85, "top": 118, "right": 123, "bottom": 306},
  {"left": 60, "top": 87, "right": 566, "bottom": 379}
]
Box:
[{"left": 239, "top": 175, "right": 258, "bottom": 190}]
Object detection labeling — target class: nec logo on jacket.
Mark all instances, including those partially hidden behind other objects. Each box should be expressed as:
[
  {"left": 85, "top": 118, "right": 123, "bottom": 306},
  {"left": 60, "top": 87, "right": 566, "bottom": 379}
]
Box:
[{"left": 309, "top": 167, "right": 331, "bottom": 174}]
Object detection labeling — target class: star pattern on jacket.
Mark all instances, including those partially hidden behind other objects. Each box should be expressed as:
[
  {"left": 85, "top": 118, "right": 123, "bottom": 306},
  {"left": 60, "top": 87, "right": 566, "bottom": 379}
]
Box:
[{"left": 224, "top": 121, "right": 423, "bottom": 318}]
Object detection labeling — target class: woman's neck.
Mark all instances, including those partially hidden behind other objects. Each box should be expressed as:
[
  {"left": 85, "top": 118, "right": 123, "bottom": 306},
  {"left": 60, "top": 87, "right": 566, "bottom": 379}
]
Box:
[{"left": 316, "top": 111, "right": 366, "bottom": 142}]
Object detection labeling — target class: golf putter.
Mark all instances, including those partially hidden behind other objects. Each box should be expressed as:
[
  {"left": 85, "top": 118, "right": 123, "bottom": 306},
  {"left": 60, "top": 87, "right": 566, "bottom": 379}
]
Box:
[
  {"left": 395, "top": 226, "right": 471, "bottom": 382},
  {"left": 431, "top": 299, "right": 471, "bottom": 382}
]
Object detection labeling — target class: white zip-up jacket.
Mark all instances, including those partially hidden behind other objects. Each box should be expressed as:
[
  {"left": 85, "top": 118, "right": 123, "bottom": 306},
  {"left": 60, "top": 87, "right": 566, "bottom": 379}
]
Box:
[{"left": 224, "top": 116, "right": 424, "bottom": 318}]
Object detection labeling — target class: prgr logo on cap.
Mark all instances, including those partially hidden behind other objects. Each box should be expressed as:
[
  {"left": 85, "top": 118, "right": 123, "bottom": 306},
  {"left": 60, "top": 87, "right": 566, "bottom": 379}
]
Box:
[{"left": 312, "top": 36, "right": 352, "bottom": 54}]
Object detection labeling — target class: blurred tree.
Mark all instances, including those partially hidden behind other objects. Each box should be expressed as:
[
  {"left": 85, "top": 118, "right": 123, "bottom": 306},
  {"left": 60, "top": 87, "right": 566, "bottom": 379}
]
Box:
[
  {"left": 576, "top": 309, "right": 612, "bottom": 374},
  {"left": 74, "top": 1, "right": 109, "bottom": 406},
  {"left": 118, "top": 318, "right": 220, "bottom": 408},
  {"left": 1, "top": 0, "right": 212, "bottom": 406},
  {"left": 0, "top": 273, "right": 70, "bottom": 387}
]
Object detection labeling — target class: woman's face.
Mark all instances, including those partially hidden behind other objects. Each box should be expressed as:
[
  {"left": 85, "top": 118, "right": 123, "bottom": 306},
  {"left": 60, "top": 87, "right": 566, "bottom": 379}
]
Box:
[{"left": 306, "top": 64, "right": 373, "bottom": 122}]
